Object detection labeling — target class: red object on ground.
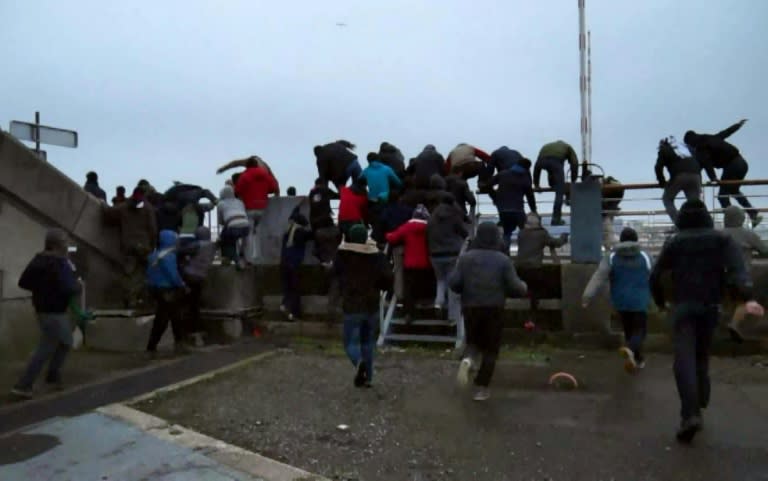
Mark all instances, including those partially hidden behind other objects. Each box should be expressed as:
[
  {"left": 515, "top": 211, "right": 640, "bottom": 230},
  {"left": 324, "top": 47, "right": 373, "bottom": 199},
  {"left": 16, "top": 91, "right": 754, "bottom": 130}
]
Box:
[
  {"left": 252, "top": 328, "right": 262, "bottom": 338},
  {"left": 524, "top": 320, "right": 536, "bottom": 331}
]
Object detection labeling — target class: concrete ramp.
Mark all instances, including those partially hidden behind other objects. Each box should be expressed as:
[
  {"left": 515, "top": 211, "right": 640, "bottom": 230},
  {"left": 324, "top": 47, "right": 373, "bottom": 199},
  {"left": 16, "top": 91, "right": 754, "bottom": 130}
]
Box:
[{"left": 0, "top": 131, "right": 122, "bottom": 264}]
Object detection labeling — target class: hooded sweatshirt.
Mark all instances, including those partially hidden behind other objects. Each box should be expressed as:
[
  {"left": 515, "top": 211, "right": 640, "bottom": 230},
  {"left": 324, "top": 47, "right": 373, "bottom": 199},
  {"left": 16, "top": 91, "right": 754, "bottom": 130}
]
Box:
[
  {"left": 361, "top": 161, "right": 402, "bottom": 202},
  {"left": 183, "top": 226, "right": 217, "bottom": 282},
  {"left": 449, "top": 222, "right": 527, "bottom": 307},
  {"left": 386, "top": 216, "right": 430, "bottom": 269},
  {"left": 722, "top": 205, "right": 768, "bottom": 265},
  {"left": 684, "top": 121, "right": 743, "bottom": 169},
  {"left": 334, "top": 239, "right": 392, "bottom": 313},
  {"left": 536, "top": 140, "right": 580, "bottom": 183},
  {"left": 146, "top": 230, "right": 185, "bottom": 290},
  {"left": 338, "top": 185, "right": 368, "bottom": 223},
  {"left": 411, "top": 145, "right": 446, "bottom": 182},
  {"left": 650, "top": 200, "right": 753, "bottom": 307},
  {"left": 582, "top": 241, "right": 652, "bottom": 312},
  {"left": 516, "top": 214, "right": 567, "bottom": 267},
  {"left": 235, "top": 165, "right": 279, "bottom": 210},
  {"left": 654, "top": 138, "right": 701, "bottom": 185},
  {"left": 84, "top": 180, "right": 107, "bottom": 202},
  {"left": 217, "top": 186, "right": 250, "bottom": 229},
  {"left": 492, "top": 164, "right": 536, "bottom": 213},
  {"left": 315, "top": 141, "right": 358, "bottom": 186},
  {"left": 445, "top": 174, "right": 476, "bottom": 214},
  {"left": 18, "top": 251, "right": 80, "bottom": 313},
  {"left": 427, "top": 201, "right": 468, "bottom": 257},
  {"left": 378, "top": 142, "right": 406, "bottom": 177},
  {"left": 490, "top": 146, "right": 524, "bottom": 173}
]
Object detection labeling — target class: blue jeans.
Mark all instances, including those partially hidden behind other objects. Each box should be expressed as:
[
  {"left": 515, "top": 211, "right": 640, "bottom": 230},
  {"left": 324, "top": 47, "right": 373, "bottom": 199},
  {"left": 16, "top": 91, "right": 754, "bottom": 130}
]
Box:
[
  {"left": 499, "top": 211, "right": 526, "bottom": 250},
  {"left": 346, "top": 159, "right": 363, "bottom": 184},
  {"left": 430, "top": 255, "right": 460, "bottom": 322},
  {"left": 343, "top": 312, "right": 378, "bottom": 380},
  {"left": 619, "top": 311, "right": 647, "bottom": 362},
  {"left": 671, "top": 303, "right": 718, "bottom": 420},
  {"left": 16, "top": 313, "right": 73, "bottom": 389},
  {"left": 220, "top": 225, "right": 250, "bottom": 263}
]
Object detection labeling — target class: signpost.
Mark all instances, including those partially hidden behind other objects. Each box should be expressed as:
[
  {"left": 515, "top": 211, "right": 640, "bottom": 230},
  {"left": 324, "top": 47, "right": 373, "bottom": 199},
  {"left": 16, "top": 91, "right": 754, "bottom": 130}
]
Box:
[{"left": 8, "top": 111, "right": 78, "bottom": 161}]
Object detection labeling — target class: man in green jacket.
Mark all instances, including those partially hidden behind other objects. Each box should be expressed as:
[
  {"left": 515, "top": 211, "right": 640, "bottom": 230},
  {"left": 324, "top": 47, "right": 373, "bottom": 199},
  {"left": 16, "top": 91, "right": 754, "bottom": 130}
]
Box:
[{"left": 534, "top": 140, "right": 580, "bottom": 226}]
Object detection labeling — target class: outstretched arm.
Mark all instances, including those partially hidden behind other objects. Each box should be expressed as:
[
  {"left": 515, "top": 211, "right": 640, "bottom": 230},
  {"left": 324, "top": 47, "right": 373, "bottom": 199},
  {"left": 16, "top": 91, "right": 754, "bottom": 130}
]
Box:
[
  {"left": 716, "top": 119, "right": 747, "bottom": 140},
  {"left": 655, "top": 153, "right": 667, "bottom": 185}
]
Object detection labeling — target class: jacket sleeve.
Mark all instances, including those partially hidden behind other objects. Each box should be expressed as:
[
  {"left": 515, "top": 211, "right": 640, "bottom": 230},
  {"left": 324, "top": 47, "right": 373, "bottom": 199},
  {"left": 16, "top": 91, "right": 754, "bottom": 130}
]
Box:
[
  {"left": 723, "top": 235, "right": 754, "bottom": 301},
  {"left": 582, "top": 255, "right": 610, "bottom": 304},
  {"left": 654, "top": 153, "right": 667, "bottom": 185},
  {"left": 566, "top": 145, "right": 580, "bottom": 183},
  {"left": 59, "top": 259, "right": 81, "bottom": 298},
  {"left": 386, "top": 223, "right": 406, "bottom": 245},
  {"left": 489, "top": 174, "right": 500, "bottom": 187},
  {"left": 217, "top": 206, "right": 224, "bottom": 227},
  {"left": 746, "top": 231, "right": 768, "bottom": 257},
  {"left": 716, "top": 121, "right": 744, "bottom": 140},
  {"left": 376, "top": 253, "right": 394, "bottom": 292},
  {"left": 503, "top": 259, "right": 528, "bottom": 297},
  {"left": 164, "top": 256, "right": 186, "bottom": 288},
  {"left": 388, "top": 167, "right": 403, "bottom": 189},
  {"left": 448, "top": 257, "right": 464, "bottom": 294},
  {"left": 464, "top": 185, "right": 476, "bottom": 207},
  {"left": 533, "top": 161, "right": 542, "bottom": 187},
  {"left": 696, "top": 149, "right": 719, "bottom": 183},
  {"left": 525, "top": 182, "right": 537, "bottom": 213},
  {"left": 649, "top": 240, "right": 673, "bottom": 307},
  {"left": 17, "top": 258, "right": 37, "bottom": 292},
  {"left": 473, "top": 148, "right": 491, "bottom": 162},
  {"left": 267, "top": 171, "right": 279, "bottom": 195}
]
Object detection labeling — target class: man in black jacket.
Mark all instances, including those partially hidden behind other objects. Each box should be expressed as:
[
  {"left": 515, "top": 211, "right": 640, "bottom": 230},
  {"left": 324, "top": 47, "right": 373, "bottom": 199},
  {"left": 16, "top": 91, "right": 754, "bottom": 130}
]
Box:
[
  {"left": 650, "top": 199, "right": 764, "bottom": 443},
  {"left": 490, "top": 159, "right": 537, "bottom": 251},
  {"left": 684, "top": 119, "right": 761, "bottom": 227},
  {"left": 408, "top": 145, "right": 445, "bottom": 187},
  {"left": 83, "top": 171, "right": 107, "bottom": 202},
  {"left": 655, "top": 137, "right": 702, "bottom": 224},
  {"left": 314, "top": 140, "right": 361, "bottom": 191},
  {"left": 11, "top": 229, "right": 82, "bottom": 398}
]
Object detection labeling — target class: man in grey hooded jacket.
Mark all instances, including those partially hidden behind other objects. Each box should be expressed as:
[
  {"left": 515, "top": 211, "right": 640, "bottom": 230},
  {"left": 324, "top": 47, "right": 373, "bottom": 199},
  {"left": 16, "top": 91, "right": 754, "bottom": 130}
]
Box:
[{"left": 449, "top": 222, "right": 528, "bottom": 401}]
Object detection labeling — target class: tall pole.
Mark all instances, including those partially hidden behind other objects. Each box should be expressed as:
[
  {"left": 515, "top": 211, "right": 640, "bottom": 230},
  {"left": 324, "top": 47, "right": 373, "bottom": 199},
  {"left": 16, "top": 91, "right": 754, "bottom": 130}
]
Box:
[
  {"left": 34, "top": 111, "right": 41, "bottom": 156},
  {"left": 587, "top": 30, "right": 592, "bottom": 166},
  {"left": 578, "top": 0, "right": 588, "bottom": 178}
]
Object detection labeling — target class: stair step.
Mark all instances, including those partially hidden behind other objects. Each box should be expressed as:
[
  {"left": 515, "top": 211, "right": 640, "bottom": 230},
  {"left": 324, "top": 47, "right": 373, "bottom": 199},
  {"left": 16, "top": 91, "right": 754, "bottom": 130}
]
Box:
[
  {"left": 384, "top": 334, "right": 458, "bottom": 343},
  {"left": 390, "top": 318, "right": 454, "bottom": 326}
]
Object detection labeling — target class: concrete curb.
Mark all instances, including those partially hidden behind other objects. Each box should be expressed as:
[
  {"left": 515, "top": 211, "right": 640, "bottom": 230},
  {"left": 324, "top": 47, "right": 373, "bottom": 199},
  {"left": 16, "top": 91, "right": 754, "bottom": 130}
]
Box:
[
  {"left": 126, "top": 349, "right": 281, "bottom": 404},
  {"left": 99, "top": 403, "right": 329, "bottom": 481}
]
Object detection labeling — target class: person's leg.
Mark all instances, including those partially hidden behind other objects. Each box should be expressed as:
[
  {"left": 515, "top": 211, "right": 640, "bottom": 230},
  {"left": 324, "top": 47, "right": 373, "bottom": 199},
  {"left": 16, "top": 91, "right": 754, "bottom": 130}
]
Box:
[
  {"left": 402, "top": 268, "right": 416, "bottom": 320},
  {"left": 633, "top": 311, "right": 648, "bottom": 364},
  {"left": 393, "top": 246, "right": 405, "bottom": 300},
  {"left": 188, "top": 281, "right": 203, "bottom": 335},
  {"left": 499, "top": 211, "right": 515, "bottom": 250},
  {"left": 672, "top": 304, "right": 700, "bottom": 421},
  {"left": 680, "top": 173, "right": 703, "bottom": 203},
  {"left": 15, "top": 314, "right": 68, "bottom": 391},
  {"left": 147, "top": 292, "right": 171, "bottom": 352},
  {"left": 695, "top": 306, "right": 718, "bottom": 411},
  {"left": 167, "top": 291, "right": 186, "bottom": 345},
  {"left": 360, "top": 311, "right": 377, "bottom": 382},
  {"left": 474, "top": 307, "right": 505, "bottom": 388},
  {"left": 430, "top": 257, "right": 450, "bottom": 309},
  {"left": 444, "top": 257, "right": 461, "bottom": 323},
  {"left": 549, "top": 163, "right": 566, "bottom": 224},
  {"left": 662, "top": 178, "right": 684, "bottom": 223},
  {"left": 43, "top": 314, "right": 74, "bottom": 384},
  {"left": 725, "top": 157, "right": 757, "bottom": 220},
  {"left": 342, "top": 313, "right": 362, "bottom": 367}
]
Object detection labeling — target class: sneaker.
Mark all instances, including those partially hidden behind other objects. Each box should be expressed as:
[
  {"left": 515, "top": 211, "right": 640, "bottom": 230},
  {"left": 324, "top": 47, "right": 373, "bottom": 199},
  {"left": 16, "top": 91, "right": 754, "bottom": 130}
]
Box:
[
  {"left": 354, "top": 361, "right": 367, "bottom": 387},
  {"left": 10, "top": 387, "right": 33, "bottom": 399},
  {"left": 619, "top": 347, "right": 638, "bottom": 373},
  {"left": 456, "top": 358, "right": 472, "bottom": 387},
  {"left": 279, "top": 305, "right": 287, "bottom": 314},
  {"left": 637, "top": 360, "right": 646, "bottom": 369},
  {"left": 473, "top": 388, "right": 491, "bottom": 401},
  {"left": 752, "top": 215, "right": 763, "bottom": 228},
  {"left": 551, "top": 219, "right": 567, "bottom": 226},
  {"left": 676, "top": 415, "right": 703, "bottom": 444}
]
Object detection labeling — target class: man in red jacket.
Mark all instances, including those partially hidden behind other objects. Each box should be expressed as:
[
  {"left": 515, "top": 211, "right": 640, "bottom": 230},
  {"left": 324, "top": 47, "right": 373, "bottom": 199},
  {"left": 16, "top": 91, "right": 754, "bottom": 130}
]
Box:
[
  {"left": 338, "top": 178, "right": 369, "bottom": 242},
  {"left": 386, "top": 204, "right": 432, "bottom": 323},
  {"left": 235, "top": 158, "right": 280, "bottom": 264}
]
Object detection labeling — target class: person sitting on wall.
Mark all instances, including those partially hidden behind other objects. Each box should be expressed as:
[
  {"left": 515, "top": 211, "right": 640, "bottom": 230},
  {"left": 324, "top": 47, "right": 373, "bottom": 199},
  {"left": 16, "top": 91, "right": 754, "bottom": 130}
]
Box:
[
  {"left": 534, "top": 140, "right": 580, "bottom": 226},
  {"left": 314, "top": 140, "right": 362, "bottom": 192},
  {"left": 445, "top": 143, "right": 492, "bottom": 180},
  {"left": 655, "top": 136, "right": 702, "bottom": 226},
  {"left": 103, "top": 187, "right": 158, "bottom": 308},
  {"left": 217, "top": 185, "right": 251, "bottom": 269},
  {"left": 83, "top": 171, "right": 107, "bottom": 202},
  {"left": 280, "top": 208, "right": 313, "bottom": 322},
  {"left": 112, "top": 185, "right": 127, "bottom": 206}
]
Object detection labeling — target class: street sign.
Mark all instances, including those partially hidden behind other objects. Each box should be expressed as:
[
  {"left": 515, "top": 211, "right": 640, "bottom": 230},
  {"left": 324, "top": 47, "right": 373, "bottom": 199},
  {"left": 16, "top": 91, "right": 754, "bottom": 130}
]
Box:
[{"left": 9, "top": 120, "right": 78, "bottom": 148}]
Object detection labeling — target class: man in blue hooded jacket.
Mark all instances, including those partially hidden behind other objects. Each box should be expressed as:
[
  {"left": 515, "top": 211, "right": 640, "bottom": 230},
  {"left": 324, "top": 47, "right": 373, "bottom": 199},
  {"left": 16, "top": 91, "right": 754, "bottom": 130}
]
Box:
[{"left": 146, "top": 230, "right": 187, "bottom": 356}]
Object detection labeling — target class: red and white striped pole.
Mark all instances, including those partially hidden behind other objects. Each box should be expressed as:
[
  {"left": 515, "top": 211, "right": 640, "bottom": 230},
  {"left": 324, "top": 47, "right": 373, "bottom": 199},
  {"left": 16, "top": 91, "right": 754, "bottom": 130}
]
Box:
[
  {"left": 578, "top": 0, "right": 588, "bottom": 175},
  {"left": 587, "top": 30, "right": 592, "bottom": 165}
]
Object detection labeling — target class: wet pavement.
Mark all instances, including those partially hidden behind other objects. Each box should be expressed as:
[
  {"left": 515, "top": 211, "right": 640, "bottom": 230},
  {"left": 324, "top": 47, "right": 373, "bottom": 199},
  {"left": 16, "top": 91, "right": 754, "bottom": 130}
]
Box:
[{"left": 138, "top": 347, "right": 768, "bottom": 481}]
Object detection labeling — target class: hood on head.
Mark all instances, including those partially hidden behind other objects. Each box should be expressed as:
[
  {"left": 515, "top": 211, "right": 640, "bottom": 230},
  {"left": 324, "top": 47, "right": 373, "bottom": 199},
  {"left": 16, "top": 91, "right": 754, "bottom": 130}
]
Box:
[
  {"left": 429, "top": 174, "right": 446, "bottom": 190},
  {"left": 195, "top": 226, "right": 211, "bottom": 241},
  {"left": 510, "top": 164, "right": 527, "bottom": 174},
  {"left": 423, "top": 144, "right": 436, "bottom": 153},
  {"left": 413, "top": 204, "right": 430, "bottom": 221},
  {"left": 723, "top": 205, "right": 746, "bottom": 228},
  {"left": 289, "top": 206, "right": 308, "bottom": 226},
  {"left": 676, "top": 199, "right": 713, "bottom": 230},
  {"left": 158, "top": 230, "right": 179, "bottom": 249},
  {"left": 474, "top": 222, "right": 501, "bottom": 249},
  {"left": 525, "top": 213, "right": 541, "bottom": 229},
  {"left": 220, "top": 186, "right": 235, "bottom": 199}
]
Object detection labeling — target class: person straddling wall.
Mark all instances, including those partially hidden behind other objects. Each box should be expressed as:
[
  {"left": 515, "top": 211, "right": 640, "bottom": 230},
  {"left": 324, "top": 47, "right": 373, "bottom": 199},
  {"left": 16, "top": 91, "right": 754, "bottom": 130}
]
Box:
[
  {"left": 649, "top": 199, "right": 764, "bottom": 444},
  {"left": 314, "top": 140, "right": 361, "bottom": 192},
  {"left": 685, "top": 119, "right": 762, "bottom": 227},
  {"left": 334, "top": 224, "right": 392, "bottom": 388},
  {"left": 490, "top": 158, "right": 537, "bottom": 251},
  {"left": 103, "top": 187, "right": 158, "bottom": 308},
  {"left": 407, "top": 145, "right": 446, "bottom": 188},
  {"left": 112, "top": 186, "right": 127, "bottom": 206},
  {"left": 10, "top": 229, "right": 89, "bottom": 399},
  {"left": 450, "top": 222, "right": 528, "bottom": 402},
  {"left": 533, "top": 140, "right": 580, "bottom": 226},
  {"left": 655, "top": 136, "right": 702, "bottom": 226},
  {"left": 280, "top": 208, "right": 312, "bottom": 322},
  {"left": 583, "top": 227, "right": 653, "bottom": 372},
  {"left": 217, "top": 185, "right": 251, "bottom": 269},
  {"left": 83, "top": 171, "right": 107, "bottom": 202},
  {"left": 362, "top": 152, "right": 402, "bottom": 245},
  {"left": 235, "top": 158, "right": 280, "bottom": 265},
  {"left": 446, "top": 143, "right": 492, "bottom": 181}
]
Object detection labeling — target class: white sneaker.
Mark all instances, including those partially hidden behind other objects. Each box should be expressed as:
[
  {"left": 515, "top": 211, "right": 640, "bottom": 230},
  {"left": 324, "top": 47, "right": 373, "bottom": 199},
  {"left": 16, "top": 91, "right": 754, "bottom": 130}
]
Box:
[
  {"left": 473, "top": 388, "right": 490, "bottom": 401},
  {"left": 637, "top": 360, "right": 646, "bottom": 369},
  {"left": 279, "top": 305, "right": 287, "bottom": 314},
  {"left": 619, "top": 347, "right": 638, "bottom": 373},
  {"left": 457, "top": 358, "right": 472, "bottom": 387}
]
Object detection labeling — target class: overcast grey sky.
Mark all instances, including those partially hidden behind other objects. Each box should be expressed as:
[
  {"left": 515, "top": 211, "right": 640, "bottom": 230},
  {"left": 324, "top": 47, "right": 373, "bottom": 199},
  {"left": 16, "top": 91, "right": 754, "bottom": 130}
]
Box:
[{"left": 2, "top": 0, "right": 766, "bottom": 212}]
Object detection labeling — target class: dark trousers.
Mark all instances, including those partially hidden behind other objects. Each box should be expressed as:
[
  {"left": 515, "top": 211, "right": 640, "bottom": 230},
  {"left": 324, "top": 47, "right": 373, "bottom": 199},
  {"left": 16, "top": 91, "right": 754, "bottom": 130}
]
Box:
[
  {"left": 662, "top": 173, "right": 702, "bottom": 223},
  {"left": 368, "top": 201, "right": 386, "bottom": 244},
  {"left": 343, "top": 312, "right": 378, "bottom": 380},
  {"left": 463, "top": 306, "right": 504, "bottom": 387},
  {"left": 281, "top": 263, "right": 301, "bottom": 317},
  {"left": 671, "top": 303, "right": 718, "bottom": 420},
  {"left": 499, "top": 211, "right": 526, "bottom": 250},
  {"left": 619, "top": 311, "right": 647, "bottom": 362},
  {"left": 403, "top": 268, "right": 433, "bottom": 318},
  {"left": 147, "top": 290, "right": 184, "bottom": 351},
  {"left": 538, "top": 157, "right": 566, "bottom": 222},
  {"left": 719, "top": 156, "right": 757, "bottom": 220},
  {"left": 16, "top": 313, "right": 73, "bottom": 389},
  {"left": 220, "top": 225, "right": 250, "bottom": 263},
  {"left": 186, "top": 280, "right": 204, "bottom": 333}
]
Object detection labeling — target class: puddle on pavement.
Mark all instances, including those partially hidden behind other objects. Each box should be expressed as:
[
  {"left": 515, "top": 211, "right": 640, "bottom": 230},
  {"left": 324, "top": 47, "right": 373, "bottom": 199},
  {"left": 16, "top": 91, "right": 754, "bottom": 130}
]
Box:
[{"left": 0, "top": 433, "right": 60, "bottom": 465}]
